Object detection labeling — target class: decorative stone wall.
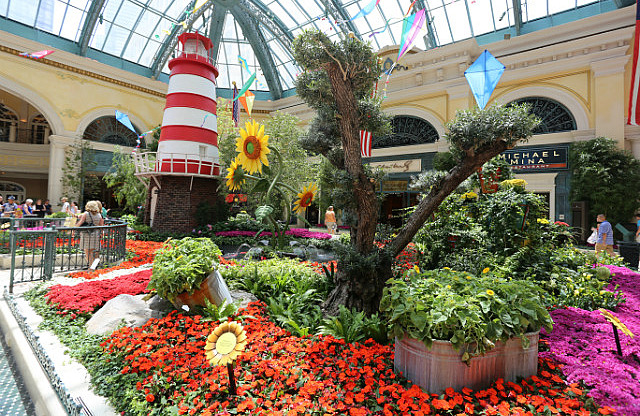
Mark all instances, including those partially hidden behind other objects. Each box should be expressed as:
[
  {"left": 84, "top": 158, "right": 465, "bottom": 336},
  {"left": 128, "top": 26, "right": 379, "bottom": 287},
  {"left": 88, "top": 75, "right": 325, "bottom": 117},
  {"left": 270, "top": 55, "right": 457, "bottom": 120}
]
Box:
[{"left": 149, "top": 176, "right": 220, "bottom": 233}]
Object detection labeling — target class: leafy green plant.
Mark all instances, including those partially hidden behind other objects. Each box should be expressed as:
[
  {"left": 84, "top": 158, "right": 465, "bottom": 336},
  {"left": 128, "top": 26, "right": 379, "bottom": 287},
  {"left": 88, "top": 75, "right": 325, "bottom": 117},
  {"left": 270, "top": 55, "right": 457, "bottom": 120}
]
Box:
[
  {"left": 318, "top": 305, "right": 390, "bottom": 344},
  {"left": 148, "top": 237, "right": 222, "bottom": 303},
  {"left": 570, "top": 137, "right": 640, "bottom": 227},
  {"left": 46, "top": 211, "right": 69, "bottom": 218},
  {"left": 199, "top": 298, "right": 239, "bottom": 322},
  {"left": 380, "top": 268, "right": 553, "bottom": 360}
]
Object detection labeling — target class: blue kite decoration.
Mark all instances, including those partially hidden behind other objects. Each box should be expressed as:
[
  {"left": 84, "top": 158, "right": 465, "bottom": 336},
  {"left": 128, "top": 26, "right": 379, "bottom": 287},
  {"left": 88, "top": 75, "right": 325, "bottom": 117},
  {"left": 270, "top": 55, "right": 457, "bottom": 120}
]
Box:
[
  {"left": 115, "top": 110, "right": 137, "bottom": 134},
  {"left": 464, "top": 50, "right": 505, "bottom": 109}
]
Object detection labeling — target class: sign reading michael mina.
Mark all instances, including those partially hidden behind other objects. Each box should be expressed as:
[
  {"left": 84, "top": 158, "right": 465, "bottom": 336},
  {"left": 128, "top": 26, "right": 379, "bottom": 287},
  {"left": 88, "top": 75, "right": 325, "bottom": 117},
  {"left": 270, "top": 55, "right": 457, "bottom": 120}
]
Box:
[{"left": 498, "top": 146, "right": 568, "bottom": 171}]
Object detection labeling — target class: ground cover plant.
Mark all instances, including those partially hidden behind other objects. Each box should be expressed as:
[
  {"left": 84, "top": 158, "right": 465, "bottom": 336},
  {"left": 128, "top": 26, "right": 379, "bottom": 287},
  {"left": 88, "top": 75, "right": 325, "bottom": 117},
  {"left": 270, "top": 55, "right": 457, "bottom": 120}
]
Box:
[
  {"left": 23, "top": 241, "right": 639, "bottom": 415},
  {"left": 68, "top": 240, "right": 163, "bottom": 280},
  {"left": 541, "top": 265, "right": 640, "bottom": 415}
]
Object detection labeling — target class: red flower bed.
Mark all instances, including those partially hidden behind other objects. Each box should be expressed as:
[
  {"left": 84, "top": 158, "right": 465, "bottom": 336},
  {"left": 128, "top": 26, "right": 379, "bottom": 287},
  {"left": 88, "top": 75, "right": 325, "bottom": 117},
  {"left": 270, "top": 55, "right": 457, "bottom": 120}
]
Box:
[
  {"left": 47, "top": 269, "right": 152, "bottom": 314},
  {"left": 69, "top": 240, "right": 164, "bottom": 279},
  {"left": 101, "top": 302, "right": 614, "bottom": 416}
]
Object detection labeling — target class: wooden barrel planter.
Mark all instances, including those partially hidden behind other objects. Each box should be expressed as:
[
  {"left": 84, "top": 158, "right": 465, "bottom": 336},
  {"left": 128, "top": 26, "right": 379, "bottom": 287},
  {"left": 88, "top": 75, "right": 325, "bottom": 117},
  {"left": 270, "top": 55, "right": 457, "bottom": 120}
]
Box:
[
  {"left": 394, "top": 331, "right": 539, "bottom": 394},
  {"left": 173, "top": 270, "right": 233, "bottom": 309}
]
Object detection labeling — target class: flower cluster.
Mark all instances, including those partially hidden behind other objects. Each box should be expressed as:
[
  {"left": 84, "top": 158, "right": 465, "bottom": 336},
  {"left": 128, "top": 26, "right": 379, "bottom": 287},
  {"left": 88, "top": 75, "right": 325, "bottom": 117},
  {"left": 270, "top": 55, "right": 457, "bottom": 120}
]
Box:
[
  {"left": 46, "top": 269, "right": 152, "bottom": 314},
  {"left": 68, "top": 240, "right": 163, "bottom": 279},
  {"left": 100, "top": 302, "right": 615, "bottom": 416},
  {"left": 215, "top": 228, "right": 331, "bottom": 240},
  {"left": 542, "top": 265, "right": 640, "bottom": 415}
]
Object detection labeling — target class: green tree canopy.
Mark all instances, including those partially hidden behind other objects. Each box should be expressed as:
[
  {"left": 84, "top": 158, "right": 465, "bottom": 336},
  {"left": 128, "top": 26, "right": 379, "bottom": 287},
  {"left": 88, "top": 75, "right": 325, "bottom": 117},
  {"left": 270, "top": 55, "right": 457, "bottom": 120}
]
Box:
[{"left": 570, "top": 137, "right": 640, "bottom": 225}]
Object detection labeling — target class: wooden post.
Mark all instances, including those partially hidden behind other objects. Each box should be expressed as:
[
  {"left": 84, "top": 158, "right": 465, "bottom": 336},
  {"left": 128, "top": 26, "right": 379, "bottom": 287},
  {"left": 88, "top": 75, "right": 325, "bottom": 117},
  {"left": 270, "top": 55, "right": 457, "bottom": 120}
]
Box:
[
  {"left": 227, "top": 363, "right": 237, "bottom": 395},
  {"left": 612, "top": 323, "right": 623, "bottom": 356}
]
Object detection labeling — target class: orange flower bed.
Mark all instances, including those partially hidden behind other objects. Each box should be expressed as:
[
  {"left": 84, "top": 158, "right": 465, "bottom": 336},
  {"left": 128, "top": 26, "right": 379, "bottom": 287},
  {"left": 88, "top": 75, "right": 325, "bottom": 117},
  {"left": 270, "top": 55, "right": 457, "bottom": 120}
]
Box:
[
  {"left": 101, "top": 302, "right": 615, "bottom": 416},
  {"left": 68, "top": 240, "right": 164, "bottom": 279}
]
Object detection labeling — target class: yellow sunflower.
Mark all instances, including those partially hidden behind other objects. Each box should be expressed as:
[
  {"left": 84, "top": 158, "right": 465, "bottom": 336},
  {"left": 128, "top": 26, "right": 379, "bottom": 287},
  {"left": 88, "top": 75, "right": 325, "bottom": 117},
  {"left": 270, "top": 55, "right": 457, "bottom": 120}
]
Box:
[
  {"left": 235, "top": 120, "right": 270, "bottom": 174},
  {"left": 225, "top": 157, "right": 246, "bottom": 191},
  {"left": 204, "top": 321, "right": 248, "bottom": 367},
  {"left": 293, "top": 183, "right": 318, "bottom": 214}
]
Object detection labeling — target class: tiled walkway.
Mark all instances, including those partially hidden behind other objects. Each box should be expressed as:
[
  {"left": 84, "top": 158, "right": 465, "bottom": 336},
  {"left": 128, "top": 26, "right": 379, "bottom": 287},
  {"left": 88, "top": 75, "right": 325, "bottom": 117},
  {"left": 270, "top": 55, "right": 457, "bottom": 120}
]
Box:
[{"left": 0, "top": 329, "right": 36, "bottom": 416}]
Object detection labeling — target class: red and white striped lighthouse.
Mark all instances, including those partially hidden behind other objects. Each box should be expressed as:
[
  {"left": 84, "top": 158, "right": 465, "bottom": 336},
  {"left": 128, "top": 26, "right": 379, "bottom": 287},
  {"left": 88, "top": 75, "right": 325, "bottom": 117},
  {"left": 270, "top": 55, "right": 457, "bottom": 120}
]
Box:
[
  {"left": 157, "top": 32, "right": 219, "bottom": 176},
  {"left": 135, "top": 32, "right": 225, "bottom": 233}
]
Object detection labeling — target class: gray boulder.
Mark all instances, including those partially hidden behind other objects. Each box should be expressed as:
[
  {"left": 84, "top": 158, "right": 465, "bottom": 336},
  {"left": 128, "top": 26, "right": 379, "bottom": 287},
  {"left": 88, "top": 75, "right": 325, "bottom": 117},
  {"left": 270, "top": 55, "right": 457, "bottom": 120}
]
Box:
[
  {"left": 86, "top": 294, "right": 169, "bottom": 336},
  {"left": 230, "top": 290, "right": 258, "bottom": 310}
]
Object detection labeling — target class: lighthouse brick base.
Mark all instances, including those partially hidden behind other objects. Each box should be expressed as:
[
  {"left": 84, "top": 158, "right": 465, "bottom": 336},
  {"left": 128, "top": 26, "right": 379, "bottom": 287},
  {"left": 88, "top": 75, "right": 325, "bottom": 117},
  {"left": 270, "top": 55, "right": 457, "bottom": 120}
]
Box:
[{"left": 147, "top": 176, "right": 221, "bottom": 233}]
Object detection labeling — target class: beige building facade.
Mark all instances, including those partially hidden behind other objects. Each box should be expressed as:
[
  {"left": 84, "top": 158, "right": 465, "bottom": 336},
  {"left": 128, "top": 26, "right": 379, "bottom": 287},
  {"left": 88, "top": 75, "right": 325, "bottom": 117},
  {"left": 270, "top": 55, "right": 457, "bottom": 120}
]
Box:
[{"left": 0, "top": 6, "right": 638, "bottom": 222}]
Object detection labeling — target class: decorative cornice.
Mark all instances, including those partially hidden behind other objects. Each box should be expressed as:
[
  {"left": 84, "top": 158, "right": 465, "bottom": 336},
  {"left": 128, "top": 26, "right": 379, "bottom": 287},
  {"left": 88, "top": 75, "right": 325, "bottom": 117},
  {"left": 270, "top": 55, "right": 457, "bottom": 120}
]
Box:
[{"left": 0, "top": 45, "right": 165, "bottom": 98}]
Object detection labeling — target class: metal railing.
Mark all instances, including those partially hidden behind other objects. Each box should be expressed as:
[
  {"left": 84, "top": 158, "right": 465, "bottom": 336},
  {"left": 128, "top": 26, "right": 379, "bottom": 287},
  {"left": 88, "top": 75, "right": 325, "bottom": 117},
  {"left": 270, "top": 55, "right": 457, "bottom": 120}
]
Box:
[
  {"left": 1, "top": 218, "right": 127, "bottom": 292},
  {"left": 133, "top": 151, "right": 220, "bottom": 179}
]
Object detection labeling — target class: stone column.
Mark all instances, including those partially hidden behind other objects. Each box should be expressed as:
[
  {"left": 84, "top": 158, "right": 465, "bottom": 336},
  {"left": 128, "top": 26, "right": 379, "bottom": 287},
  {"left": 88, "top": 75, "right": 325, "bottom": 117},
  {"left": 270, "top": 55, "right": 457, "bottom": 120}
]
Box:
[
  {"left": 47, "top": 135, "right": 77, "bottom": 211},
  {"left": 44, "top": 126, "right": 50, "bottom": 144},
  {"left": 9, "top": 123, "right": 16, "bottom": 142},
  {"left": 591, "top": 55, "right": 630, "bottom": 147}
]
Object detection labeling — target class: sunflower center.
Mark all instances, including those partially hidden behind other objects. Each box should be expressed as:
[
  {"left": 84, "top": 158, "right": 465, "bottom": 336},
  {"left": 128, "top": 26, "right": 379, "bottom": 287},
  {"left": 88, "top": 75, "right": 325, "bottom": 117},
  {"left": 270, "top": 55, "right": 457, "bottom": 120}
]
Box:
[
  {"left": 216, "top": 332, "right": 237, "bottom": 355},
  {"left": 300, "top": 193, "right": 313, "bottom": 207},
  {"left": 243, "top": 136, "right": 261, "bottom": 159}
]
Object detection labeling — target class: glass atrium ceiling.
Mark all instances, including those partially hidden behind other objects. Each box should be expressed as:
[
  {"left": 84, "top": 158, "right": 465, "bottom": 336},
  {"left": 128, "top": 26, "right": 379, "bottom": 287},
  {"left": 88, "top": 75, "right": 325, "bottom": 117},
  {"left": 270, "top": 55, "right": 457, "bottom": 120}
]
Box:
[{"left": 0, "top": 0, "right": 625, "bottom": 100}]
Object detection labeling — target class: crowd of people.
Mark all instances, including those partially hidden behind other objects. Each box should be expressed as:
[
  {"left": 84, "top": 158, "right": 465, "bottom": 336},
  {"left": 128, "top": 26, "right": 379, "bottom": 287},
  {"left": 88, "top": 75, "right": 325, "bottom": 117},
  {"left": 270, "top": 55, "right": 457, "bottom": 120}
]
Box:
[
  {"left": 1, "top": 195, "right": 109, "bottom": 219},
  {"left": 1, "top": 195, "right": 53, "bottom": 218}
]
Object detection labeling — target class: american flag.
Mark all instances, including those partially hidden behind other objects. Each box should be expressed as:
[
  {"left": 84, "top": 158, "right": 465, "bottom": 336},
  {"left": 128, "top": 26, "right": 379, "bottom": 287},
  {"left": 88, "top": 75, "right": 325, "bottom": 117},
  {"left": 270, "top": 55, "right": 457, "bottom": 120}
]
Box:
[
  {"left": 629, "top": 0, "right": 640, "bottom": 125},
  {"left": 360, "top": 130, "right": 372, "bottom": 158},
  {"left": 232, "top": 82, "right": 239, "bottom": 127}
]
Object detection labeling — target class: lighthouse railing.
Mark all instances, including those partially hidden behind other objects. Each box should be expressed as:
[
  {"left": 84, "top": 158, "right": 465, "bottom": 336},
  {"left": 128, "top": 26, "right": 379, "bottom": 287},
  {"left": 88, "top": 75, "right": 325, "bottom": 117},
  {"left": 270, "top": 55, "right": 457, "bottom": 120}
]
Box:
[{"left": 132, "top": 152, "right": 220, "bottom": 178}]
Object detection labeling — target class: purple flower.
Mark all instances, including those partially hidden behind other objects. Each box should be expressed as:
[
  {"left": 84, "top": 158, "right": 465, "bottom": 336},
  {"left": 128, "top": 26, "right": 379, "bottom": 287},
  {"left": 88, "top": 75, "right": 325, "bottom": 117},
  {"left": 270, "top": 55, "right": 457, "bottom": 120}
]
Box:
[{"left": 542, "top": 265, "right": 640, "bottom": 415}]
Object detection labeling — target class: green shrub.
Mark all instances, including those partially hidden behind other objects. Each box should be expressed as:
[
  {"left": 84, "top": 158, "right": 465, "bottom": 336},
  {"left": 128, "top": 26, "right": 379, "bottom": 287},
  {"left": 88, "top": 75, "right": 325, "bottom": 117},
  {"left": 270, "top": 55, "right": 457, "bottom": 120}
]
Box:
[
  {"left": 221, "top": 258, "right": 333, "bottom": 334},
  {"left": 318, "top": 305, "right": 389, "bottom": 344},
  {"left": 148, "top": 237, "right": 222, "bottom": 303},
  {"left": 380, "top": 268, "right": 553, "bottom": 360}
]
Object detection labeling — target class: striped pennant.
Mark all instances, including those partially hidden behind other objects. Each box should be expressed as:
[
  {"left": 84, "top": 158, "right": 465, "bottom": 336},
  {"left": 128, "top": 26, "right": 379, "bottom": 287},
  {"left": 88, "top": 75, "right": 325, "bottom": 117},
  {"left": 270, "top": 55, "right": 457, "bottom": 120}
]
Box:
[{"left": 360, "top": 130, "right": 372, "bottom": 158}]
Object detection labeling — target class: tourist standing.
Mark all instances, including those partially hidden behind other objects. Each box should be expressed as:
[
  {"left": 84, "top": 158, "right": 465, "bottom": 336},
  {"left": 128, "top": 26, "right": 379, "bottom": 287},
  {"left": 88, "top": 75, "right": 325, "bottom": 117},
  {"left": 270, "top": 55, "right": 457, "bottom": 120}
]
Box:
[
  {"left": 44, "top": 199, "right": 52, "bottom": 216},
  {"left": 595, "top": 214, "right": 614, "bottom": 256},
  {"left": 76, "top": 201, "right": 104, "bottom": 269},
  {"left": 34, "top": 199, "right": 46, "bottom": 218},
  {"left": 2, "top": 196, "right": 18, "bottom": 217},
  {"left": 325, "top": 206, "right": 337, "bottom": 235},
  {"left": 61, "top": 197, "right": 70, "bottom": 215},
  {"left": 70, "top": 201, "right": 79, "bottom": 216}
]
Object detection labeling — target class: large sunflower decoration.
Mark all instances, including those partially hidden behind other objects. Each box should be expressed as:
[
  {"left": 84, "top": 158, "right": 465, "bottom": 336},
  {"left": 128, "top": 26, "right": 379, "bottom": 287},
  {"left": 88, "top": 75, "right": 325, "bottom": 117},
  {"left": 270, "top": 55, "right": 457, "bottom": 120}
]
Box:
[
  {"left": 205, "top": 321, "right": 248, "bottom": 366},
  {"left": 235, "top": 120, "right": 270, "bottom": 174},
  {"left": 293, "top": 183, "right": 318, "bottom": 214},
  {"left": 225, "top": 157, "right": 246, "bottom": 191}
]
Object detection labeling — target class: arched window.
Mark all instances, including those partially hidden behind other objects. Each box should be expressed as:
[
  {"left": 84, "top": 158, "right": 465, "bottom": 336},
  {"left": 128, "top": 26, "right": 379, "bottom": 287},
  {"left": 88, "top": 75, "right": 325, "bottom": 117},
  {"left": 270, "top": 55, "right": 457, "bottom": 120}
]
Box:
[
  {"left": 0, "top": 181, "right": 26, "bottom": 202},
  {"left": 82, "top": 116, "right": 141, "bottom": 147},
  {"left": 0, "top": 104, "right": 18, "bottom": 142},
  {"left": 508, "top": 97, "right": 577, "bottom": 134},
  {"left": 374, "top": 115, "right": 439, "bottom": 148},
  {"left": 30, "top": 114, "right": 51, "bottom": 144}
]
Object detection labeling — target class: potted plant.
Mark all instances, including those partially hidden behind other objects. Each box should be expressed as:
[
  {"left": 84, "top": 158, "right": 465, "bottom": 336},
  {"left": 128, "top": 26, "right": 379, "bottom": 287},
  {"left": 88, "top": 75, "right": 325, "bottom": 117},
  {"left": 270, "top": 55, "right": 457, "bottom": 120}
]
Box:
[
  {"left": 148, "top": 237, "right": 232, "bottom": 309},
  {"left": 380, "top": 267, "right": 553, "bottom": 393}
]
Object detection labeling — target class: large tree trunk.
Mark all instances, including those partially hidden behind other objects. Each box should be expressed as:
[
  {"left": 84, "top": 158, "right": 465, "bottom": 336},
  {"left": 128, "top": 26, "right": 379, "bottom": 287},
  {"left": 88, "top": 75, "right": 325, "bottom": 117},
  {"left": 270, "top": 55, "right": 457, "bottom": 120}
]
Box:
[
  {"left": 320, "top": 60, "right": 515, "bottom": 316},
  {"left": 322, "top": 62, "right": 381, "bottom": 314}
]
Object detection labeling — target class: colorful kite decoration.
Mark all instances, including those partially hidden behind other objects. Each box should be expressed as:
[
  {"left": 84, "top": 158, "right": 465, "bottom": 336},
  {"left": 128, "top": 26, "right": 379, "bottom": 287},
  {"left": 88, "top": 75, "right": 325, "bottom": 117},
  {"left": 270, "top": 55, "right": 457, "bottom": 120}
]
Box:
[
  {"left": 381, "top": 9, "right": 427, "bottom": 99},
  {"left": 238, "top": 90, "right": 255, "bottom": 118},
  {"left": 397, "top": 8, "right": 426, "bottom": 61},
  {"left": 464, "top": 50, "right": 505, "bottom": 109},
  {"left": 350, "top": 0, "right": 381, "bottom": 21},
  {"left": 232, "top": 72, "right": 256, "bottom": 102},
  {"left": 115, "top": 110, "right": 137, "bottom": 134},
  {"left": 232, "top": 82, "right": 240, "bottom": 127},
  {"left": 19, "top": 50, "right": 55, "bottom": 59}
]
